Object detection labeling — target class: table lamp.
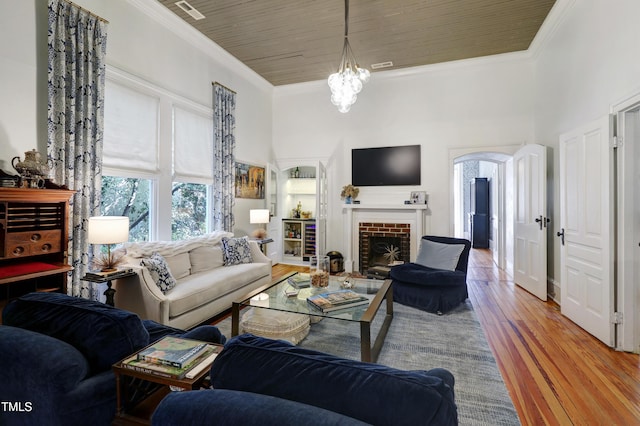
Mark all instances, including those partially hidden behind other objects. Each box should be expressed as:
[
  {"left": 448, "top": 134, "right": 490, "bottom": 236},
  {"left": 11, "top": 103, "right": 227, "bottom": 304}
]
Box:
[
  {"left": 249, "top": 209, "right": 270, "bottom": 239},
  {"left": 88, "top": 216, "right": 130, "bottom": 271}
]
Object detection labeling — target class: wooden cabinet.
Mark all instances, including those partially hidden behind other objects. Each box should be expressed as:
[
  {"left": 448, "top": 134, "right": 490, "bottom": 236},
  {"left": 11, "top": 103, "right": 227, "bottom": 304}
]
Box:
[{"left": 0, "top": 188, "right": 74, "bottom": 310}]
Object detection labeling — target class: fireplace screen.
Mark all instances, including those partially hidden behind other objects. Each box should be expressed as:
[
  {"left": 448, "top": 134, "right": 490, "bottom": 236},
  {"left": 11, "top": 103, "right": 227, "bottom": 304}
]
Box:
[{"left": 358, "top": 223, "right": 410, "bottom": 274}]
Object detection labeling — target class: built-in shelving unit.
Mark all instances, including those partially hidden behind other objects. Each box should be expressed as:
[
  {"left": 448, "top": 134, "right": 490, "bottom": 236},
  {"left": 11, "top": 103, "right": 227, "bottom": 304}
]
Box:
[
  {"left": 281, "top": 166, "right": 316, "bottom": 265},
  {"left": 282, "top": 219, "right": 316, "bottom": 262}
]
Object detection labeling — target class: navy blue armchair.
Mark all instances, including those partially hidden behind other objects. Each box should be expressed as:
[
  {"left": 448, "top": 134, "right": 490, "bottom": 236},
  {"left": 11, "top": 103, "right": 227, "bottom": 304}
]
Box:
[
  {"left": 0, "top": 292, "right": 225, "bottom": 426},
  {"left": 390, "top": 235, "right": 472, "bottom": 314}
]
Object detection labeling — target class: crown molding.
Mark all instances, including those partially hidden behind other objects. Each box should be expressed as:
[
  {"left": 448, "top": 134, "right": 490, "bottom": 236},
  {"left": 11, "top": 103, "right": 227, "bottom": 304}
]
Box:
[
  {"left": 274, "top": 50, "right": 534, "bottom": 95},
  {"left": 126, "top": 0, "right": 272, "bottom": 91},
  {"left": 126, "top": 0, "right": 573, "bottom": 96},
  {"left": 527, "top": 0, "right": 576, "bottom": 60}
]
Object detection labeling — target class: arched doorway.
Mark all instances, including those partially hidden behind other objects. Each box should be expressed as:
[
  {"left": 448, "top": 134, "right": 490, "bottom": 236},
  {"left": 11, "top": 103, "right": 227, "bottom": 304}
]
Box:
[{"left": 450, "top": 146, "right": 518, "bottom": 274}]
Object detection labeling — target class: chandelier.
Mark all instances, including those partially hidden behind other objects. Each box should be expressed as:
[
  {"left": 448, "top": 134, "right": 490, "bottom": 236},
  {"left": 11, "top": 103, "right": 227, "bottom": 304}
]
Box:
[{"left": 328, "top": 0, "right": 370, "bottom": 113}]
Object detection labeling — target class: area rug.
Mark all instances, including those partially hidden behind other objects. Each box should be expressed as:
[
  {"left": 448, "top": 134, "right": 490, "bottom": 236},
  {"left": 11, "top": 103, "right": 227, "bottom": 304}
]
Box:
[{"left": 214, "top": 300, "right": 520, "bottom": 426}]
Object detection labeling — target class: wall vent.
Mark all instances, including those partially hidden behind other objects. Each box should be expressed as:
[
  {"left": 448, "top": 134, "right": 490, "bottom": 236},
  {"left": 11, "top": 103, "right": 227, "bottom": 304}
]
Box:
[
  {"left": 371, "top": 61, "right": 394, "bottom": 70},
  {"left": 175, "top": 1, "right": 205, "bottom": 20}
]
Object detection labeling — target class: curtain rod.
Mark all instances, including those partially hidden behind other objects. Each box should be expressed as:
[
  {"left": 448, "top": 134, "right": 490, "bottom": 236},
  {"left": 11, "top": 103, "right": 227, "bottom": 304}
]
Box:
[
  {"left": 212, "top": 81, "right": 237, "bottom": 94},
  {"left": 61, "top": 0, "right": 109, "bottom": 24}
]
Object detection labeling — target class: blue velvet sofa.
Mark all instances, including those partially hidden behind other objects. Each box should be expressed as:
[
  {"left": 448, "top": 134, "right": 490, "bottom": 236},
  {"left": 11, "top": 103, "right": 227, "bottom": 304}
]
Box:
[
  {"left": 390, "top": 235, "right": 472, "bottom": 314},
  {"left": 152, "top": 334, "right": 458, "bottom": 426},
  {"left": 0, "top": 292, "right": 225, "bottom": 426}
]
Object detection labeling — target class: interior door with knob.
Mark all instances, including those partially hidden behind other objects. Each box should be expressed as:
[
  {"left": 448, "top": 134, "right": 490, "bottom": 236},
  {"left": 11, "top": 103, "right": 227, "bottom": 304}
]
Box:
[
  {"left": 513, "top": 144, "right": 548, "bottom": 300},
  {"left": 559, "top": 116, "right": 613, "bottom": 346}
]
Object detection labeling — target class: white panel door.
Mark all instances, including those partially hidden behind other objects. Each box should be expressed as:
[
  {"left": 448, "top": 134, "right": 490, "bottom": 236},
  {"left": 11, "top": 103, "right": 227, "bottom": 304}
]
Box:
[
  {"left": 513, "top": 144, "right": 548, "bottom": 300},
  {"left": 559, "top": 116, "right": 613, "bottom": 346},
  {"left": 315, "top": 161, "right": 327, "bottom": 257},
  {"left": 490, "top": 166, "right": 500, "bottom": 267},
  {"left": 266, "top": 163, "right": 281, "bottom": 261}
]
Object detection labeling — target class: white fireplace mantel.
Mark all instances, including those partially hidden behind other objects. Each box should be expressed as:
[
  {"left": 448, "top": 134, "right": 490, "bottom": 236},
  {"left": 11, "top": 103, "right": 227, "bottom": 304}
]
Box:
[{"left": 342, "top": 204, "right": 430, "bottom": 273}]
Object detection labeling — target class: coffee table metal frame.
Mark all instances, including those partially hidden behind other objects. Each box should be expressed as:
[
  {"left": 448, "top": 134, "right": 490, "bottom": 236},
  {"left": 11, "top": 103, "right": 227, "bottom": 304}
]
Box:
[{"left": 231, "top": 272, "right": 393, "bottom": 363}]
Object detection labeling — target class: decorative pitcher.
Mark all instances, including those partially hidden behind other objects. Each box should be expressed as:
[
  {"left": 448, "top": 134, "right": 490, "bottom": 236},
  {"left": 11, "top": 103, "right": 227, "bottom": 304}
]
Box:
[{"left": 12, "top": 149, "right": 52, "bottom": 178}]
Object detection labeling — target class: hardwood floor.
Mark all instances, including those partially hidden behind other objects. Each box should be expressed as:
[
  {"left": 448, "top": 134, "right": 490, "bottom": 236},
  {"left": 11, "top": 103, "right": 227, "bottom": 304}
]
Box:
[{"left": 272, "top": 252, "right": 640, "bottom": 425}]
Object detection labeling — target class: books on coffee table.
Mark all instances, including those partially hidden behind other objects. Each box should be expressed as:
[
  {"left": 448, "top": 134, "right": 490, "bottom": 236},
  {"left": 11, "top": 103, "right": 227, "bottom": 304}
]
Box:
[
  {"left": 307, "top": 289, "right": 369, "bottom": 313},
  {"left": 288, "top": 273, "right": 311, "bottom": 288}
]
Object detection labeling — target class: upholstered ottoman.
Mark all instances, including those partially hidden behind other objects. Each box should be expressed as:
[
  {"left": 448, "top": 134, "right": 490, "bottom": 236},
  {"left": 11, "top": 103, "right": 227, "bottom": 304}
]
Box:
[{"left": 239, "top": 308, "right": 310, "bottom": 345}]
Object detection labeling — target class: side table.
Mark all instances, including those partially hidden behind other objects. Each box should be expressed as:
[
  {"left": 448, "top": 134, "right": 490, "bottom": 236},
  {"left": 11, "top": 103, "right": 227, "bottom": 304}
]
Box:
[
  {"left": 81, "top": 271, "right": 137, "bottom": 307},
  {"left": 112, "top": 343, "right": 223, "bottom": 425},
  {"left": 251, "top": 237, "right": 274, "bottom": 254}
]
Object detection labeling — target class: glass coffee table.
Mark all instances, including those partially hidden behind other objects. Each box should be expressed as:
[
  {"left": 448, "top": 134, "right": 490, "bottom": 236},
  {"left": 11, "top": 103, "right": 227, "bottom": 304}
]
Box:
[{"left": 231, "top": 272, "right": 393, "bottom": 363}]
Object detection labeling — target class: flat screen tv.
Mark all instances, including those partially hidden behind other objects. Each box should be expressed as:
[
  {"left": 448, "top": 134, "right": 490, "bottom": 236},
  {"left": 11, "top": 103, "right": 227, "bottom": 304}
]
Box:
[{"left": 352, "top": 145, "right": 421, "bottom": 186}]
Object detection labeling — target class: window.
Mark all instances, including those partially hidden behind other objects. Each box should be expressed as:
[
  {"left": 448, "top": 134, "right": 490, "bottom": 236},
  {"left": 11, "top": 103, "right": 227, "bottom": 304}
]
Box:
[
  {"left": 101, "top": 176, "right": 152, "bottom": 242},
  {"left": 102, "top": 67, "right": 214, "bottom": 240},
  {"left": 103, "top": 80, "right": 159, "bottom": 173},
  {"left": 171, "top": 182, "right": 208, "bottom": 240},
  {"left": 171, "top": 105, "right": 213, "bottom": 240}
]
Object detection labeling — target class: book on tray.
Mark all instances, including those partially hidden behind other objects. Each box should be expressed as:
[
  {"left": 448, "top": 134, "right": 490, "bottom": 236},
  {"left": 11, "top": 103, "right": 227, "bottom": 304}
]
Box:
[
  {"left": 123, "top": 343, "right": 221, "bottom": 379},
  {"left": 307, "top": 289, "right": 369, "bottom": 313},
  {"left": 136, "top": 336, "right": 210, "bottom": 368},
  {"left": 288, "top": 273, "right": 311, "bottom": 288},
  {"left": 85, "top": 268, "right": 134, "bottom": 279}
]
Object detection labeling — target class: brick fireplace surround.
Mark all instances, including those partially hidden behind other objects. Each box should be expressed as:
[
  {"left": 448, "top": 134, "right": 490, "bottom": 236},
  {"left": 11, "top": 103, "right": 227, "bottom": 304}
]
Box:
[
  {"left": 358, "top": 223, "right": 411, "bottom": 273},
  {"left": 343, "top": 204, "right": 429, "bottom": 273}
]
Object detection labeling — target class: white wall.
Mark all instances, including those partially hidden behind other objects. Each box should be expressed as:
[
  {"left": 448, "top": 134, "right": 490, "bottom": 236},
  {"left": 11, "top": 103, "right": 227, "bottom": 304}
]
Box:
[
  {"left": 0, "top": 1, "right": 48, "bottom": 170},
  {"left": 533, "top": 0, "right": 640, "bottom": 291},
  {"left": 273, "top": 0, "right": 640, "bottom": 288},
  {"left": 6, "top": 0, "right": 639, "bottom": 287},
  {"left": 274, "top": 56, "right": 536, "bottom": 257},
  {"left": 0, "top": 0, "right": 273, "bottom": 237}
]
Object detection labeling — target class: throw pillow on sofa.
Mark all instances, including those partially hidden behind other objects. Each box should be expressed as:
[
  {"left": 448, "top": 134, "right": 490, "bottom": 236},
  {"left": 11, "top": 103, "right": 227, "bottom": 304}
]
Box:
[
  {"left": 142, "top": 252, "right": 177, "bottom": 293},
  {"left": 221, "top": 236, "right": 253, "bottom": 266},
  {"left": 415, "top": 239, "right": 465, "bottom": 271},
  {"left": 189, "top": 245, "right": 224, "bottom": 273},
  {"left": 165, "top": 252, "right": 191, "bottom": 280}
]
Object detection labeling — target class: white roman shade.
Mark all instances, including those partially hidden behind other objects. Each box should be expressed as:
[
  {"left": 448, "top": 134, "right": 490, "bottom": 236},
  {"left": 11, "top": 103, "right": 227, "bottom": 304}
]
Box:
[
  {"left": 173, "top": 105, "right": 214, "bottom": 184},
  {"left": 103, "top": 80, "right": 159, "bottom": 173}
]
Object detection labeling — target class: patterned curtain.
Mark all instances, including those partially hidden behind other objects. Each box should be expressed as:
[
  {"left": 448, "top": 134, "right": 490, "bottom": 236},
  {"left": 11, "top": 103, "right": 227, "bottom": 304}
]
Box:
[
  {"left": 212, "top": 83, "right": 237, "bottom": 232},
  {"left": 47, "top": 0, "right": 108, "bottom": 298}
]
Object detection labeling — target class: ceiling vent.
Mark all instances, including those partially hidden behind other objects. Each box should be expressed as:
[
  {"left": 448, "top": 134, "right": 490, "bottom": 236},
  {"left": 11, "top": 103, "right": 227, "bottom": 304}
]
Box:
[
  {"left": 175, "top": 1, "right": 205, "bottom": 20},
  {"left": 371, "top": 61, "right": 394, "bottom": 70}
]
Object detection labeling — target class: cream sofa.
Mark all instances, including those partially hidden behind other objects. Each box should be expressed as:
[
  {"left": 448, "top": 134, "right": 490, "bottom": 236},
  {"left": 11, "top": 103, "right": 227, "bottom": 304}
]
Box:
[{"left": 114, "top": 231, "right": 272, "bottom": 330}]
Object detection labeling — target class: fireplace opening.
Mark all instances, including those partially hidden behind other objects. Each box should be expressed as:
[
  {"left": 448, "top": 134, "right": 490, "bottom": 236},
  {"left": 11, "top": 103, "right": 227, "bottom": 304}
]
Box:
[
  {"left": 368, "top": 236, "right": 402, "bottom": 266},
  {"left": 358, "top": 222, "right": 410, "bottom": 275}
]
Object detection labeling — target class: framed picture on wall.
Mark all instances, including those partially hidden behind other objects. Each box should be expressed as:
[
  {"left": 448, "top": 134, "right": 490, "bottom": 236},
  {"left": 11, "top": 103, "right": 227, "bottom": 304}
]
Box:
[
  {"left": 410, "top": 191, "right": 427, "bottom": 204},
  {"left": 235, "top": 161, "right": 265, "bottom": 199}
]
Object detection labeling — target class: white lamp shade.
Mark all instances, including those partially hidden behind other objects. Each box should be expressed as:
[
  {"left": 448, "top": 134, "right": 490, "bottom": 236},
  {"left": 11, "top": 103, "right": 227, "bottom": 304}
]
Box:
[
  {"left": 250, "top": 209, "right": 270, "bottom": 224},
  {"left": 87, "top": 216, "right": 130, "bottom": 244}
]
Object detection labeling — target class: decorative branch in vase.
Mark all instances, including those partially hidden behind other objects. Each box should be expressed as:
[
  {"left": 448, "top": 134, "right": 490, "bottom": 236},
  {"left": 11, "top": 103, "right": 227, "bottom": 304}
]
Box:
[{"left": 341, "top": 184, "right": 359, "bottom": 204}]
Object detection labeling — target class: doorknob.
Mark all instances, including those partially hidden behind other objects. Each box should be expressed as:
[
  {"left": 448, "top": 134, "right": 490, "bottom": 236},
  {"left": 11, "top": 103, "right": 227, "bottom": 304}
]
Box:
[
  {"left": 535, "top": 215, "right": 543, "bottom": 230},
  {"left": 557, "top": 228, "right": 565, "bottom": 245}
]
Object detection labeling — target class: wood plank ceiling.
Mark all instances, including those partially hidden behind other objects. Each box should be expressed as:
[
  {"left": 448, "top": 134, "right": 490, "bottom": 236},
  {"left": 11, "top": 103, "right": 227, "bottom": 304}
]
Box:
[{"left": 157, "top": 0, "right": 556, "bottom": 86}]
